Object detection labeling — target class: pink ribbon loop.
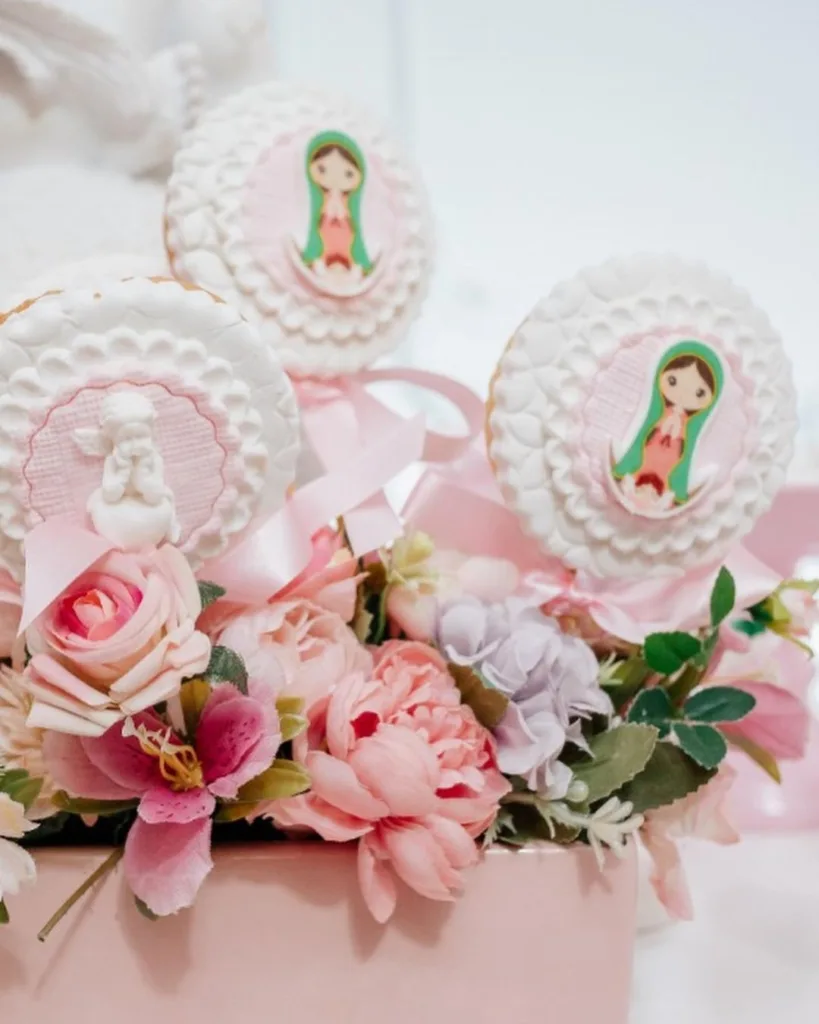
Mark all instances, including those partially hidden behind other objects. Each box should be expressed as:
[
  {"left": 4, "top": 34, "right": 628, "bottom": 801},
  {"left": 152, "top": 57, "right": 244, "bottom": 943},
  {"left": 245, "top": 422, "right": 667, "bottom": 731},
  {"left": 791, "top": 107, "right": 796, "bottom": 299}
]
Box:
[
  {"left": 296, "top": 367, "right": 485, "bottom": 556},
  {"left": 203, "top": 408, "right": 428, "bottom": 602}
]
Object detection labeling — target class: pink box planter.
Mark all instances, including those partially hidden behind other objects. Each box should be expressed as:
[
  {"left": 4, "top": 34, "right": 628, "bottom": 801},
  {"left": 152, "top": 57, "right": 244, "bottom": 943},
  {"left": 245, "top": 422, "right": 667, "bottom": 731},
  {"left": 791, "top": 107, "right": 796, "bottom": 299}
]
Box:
[{"left": 0, "top": 843, "right": 637, "bottom": 1024}]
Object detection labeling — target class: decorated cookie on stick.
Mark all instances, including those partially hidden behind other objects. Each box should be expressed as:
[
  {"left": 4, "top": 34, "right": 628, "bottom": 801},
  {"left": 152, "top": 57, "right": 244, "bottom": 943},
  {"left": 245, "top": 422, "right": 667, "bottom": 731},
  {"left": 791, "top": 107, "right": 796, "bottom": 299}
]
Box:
[
  {"left": 165, "top": 81, "right": 432, "bottom": 378},
  {"left": 487, "top": 254, "right": 798, "bottom": 579},
  {"left": 166, "top": 81, "right": 481, "bottom": 555},
  {"left": 0, "top": 277, "right": 301, "bottom": 585}
]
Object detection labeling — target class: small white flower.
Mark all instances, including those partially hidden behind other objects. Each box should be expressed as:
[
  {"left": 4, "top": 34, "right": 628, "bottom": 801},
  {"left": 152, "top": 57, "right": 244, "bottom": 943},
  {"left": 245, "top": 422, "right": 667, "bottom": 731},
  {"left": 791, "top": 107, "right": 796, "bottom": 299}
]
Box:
[
  {"left": 584, "top": 797, "right": 644, "bottom": 869},
  {"left": 0, "top": 792, "right": 37, "bottom": 902},
  {"left": 546, "top": 795, "right": 643, "bottom": 869},
  {"left": 0, "top": 666, "right": 58, "bottom": 819}
]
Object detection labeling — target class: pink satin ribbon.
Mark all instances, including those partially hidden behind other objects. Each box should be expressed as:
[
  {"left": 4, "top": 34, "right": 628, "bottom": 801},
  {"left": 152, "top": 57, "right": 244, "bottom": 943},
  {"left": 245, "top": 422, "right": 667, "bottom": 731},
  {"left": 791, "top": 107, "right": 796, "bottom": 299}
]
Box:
[
  {"left": 296, "top": 368, "right": 485, "bottom": 555},
  {"left": 402, "top": 443, "right": 785, "bottom": 640},
  {"left": 20, "top": 517, "right": 116, "bottom": 632}
]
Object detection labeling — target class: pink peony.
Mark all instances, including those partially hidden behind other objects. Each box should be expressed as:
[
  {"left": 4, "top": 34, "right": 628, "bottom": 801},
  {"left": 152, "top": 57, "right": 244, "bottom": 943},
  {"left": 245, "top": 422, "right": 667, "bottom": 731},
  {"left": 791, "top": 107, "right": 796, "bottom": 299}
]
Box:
[
  {"left": 43, "top": 685, "right": 281, "bottom": 915},
  {"left": 271, "top": 641, "right": 511, "bottom": 922},
  {"left": 641, "top": 765, "right": 739, "bottom": 921},
  {"left": 216, "top": 599, "right": 372, "bottom": 709},
  {"left": 0, "top": 569, "right": 23, "bottom": 666},
  {"left": 25, "top": 547, "right": 211, "bottom": 737}
]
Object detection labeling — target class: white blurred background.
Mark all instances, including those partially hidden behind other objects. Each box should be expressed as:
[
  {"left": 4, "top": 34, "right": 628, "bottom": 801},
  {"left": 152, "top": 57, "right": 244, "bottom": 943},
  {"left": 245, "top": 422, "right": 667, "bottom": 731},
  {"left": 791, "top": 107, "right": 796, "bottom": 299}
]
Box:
[{"left": 270, "top": 0, "right": 819, "bottom": 462}]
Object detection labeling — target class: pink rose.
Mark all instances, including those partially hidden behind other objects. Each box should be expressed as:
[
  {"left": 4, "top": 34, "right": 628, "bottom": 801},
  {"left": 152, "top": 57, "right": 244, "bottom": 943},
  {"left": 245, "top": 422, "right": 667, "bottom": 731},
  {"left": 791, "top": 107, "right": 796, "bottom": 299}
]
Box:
[
  {"left": 25, "top": 547, "right": 211, "bottom": 737},
  {"left": 642, "top": 765, "right": 739, "bottom": 921},
  {"left": 216, "top": 599, "right": 372, "bottom": 709},
  {"left": 271, "top": 641, "right": 511, "bottom": 922},
  {"left": 0, "top": 570, "right": 23, "bottom": 667}
]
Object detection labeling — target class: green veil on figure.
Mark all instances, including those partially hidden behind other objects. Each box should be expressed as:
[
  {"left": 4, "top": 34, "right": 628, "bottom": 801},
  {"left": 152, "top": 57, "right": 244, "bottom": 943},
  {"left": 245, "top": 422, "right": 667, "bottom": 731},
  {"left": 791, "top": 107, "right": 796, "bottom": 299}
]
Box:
[
  {"left": 612, "top": 340, "right": 724, "bottom": 504},
  {"left": 301, "top": 129, "right": 373, "bottom": 273}
]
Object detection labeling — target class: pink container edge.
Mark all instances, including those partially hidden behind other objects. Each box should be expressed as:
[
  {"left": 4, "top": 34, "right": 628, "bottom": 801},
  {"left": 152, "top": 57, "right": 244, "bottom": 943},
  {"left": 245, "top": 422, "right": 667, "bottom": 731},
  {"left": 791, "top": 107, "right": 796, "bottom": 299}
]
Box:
[{"left": 0, "top": 841, "right": 638, "bottom": 1024}]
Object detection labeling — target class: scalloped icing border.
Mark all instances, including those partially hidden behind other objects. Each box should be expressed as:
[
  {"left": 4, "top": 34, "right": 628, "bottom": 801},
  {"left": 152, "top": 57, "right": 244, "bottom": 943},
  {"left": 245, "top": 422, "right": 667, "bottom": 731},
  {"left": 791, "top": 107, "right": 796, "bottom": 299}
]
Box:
[
  {"left": 165, "top": 81, "right": 434, "bottom": 377},
  {"left": 0, "top": 278, "right": 300, "bottom": 579},
  {"left": 487, "top": 254, "right": 798, "bottom": 578}
]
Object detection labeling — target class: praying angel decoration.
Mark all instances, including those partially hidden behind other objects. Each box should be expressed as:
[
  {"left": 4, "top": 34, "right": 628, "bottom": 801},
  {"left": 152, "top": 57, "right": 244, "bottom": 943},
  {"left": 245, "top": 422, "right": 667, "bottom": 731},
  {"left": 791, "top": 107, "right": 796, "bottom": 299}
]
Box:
[{"left": 74, "top": 391, "right": 181, "bottom": 549}]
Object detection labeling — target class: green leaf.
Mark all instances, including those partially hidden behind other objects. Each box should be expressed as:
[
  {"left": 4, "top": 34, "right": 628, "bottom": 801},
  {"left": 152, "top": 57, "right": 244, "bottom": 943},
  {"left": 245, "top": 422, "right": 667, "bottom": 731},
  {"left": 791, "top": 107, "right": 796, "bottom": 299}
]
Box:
[
  {"left": 276, "top": 695, "right": 304, "bottom": 717},
  {"left": 692, "top": 630, "right": 719, "bottom": 671},
  {"left": 673, "top": 723, "right": 728, "bottom": 769},
  {"left": 571, "top": 724, "right": 658, "bottom": 804},
  {"left": 197, "top": 580, "right": 226, "bottom": 610},
  {"left": 279, "top": 714, "right": 307, "bottom": 743},
  {"left": 604, "top": 657, "right": 654, "bottom": 713},
  {"left": 205, "top": 646, "right": 248, "bottom": 695},
  {"left": 627, "top": 688, "right": 674, "bottom": 736},
  {"left": 684, "top": 686, "right": 756, "bottom": 724},
  {"left": 643, "top": 632, "right": 702, "bottom": 675},
  {"left": 710, "top": 566, "right": 736, "bottom": 627},
  {"left": 0, "top": 770, "right": 43, "bottom": 813},
  {"left": 275, "top": 695, "right": 307, "bottom": 741},
  {"left": 448, "top": 663, "right": 509, "bottom": 729},
  {"left": 215, "top": 759, "right": 311, "bottom": 822},
  {"left": 179, "top": 676, "right": 211, "bottom": 737},
  {"left": 620, "top": 742, "right": 715, "bottom": 813},
  {"left": 733, "top": 616, "right": 768, "bottom": 638},
  {"left": 0, "top": 768, "right": 30, "bottom": 788},
  {"left": 53, "top": 792, "right": 140, "bottom": 817},
  {"left": 0, "top": 900, "right": 8, "bottom": 925},
  {"left": 134, "top": 896, "right": 159, "bottom": 922},
  {"left": 726, "top": 734, "right": 781, "bottom": 783},
  {"left": 494, "top": 802, "right": 580, "bottom": 847}
]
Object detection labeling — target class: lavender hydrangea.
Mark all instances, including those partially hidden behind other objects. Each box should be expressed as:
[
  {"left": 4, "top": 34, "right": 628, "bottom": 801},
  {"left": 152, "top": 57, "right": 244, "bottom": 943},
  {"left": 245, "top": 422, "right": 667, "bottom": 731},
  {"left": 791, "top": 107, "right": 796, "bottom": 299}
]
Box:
[{"left": 436, "top": 596, "right": 612, "bottom": 796}]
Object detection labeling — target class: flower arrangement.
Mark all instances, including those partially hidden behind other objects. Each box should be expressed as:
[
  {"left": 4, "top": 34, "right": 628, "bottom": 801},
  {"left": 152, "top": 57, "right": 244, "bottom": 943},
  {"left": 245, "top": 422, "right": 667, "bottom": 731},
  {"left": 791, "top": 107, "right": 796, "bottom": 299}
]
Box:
[{"left": 0, "top": 519, "right": 813, "bottom": 935}]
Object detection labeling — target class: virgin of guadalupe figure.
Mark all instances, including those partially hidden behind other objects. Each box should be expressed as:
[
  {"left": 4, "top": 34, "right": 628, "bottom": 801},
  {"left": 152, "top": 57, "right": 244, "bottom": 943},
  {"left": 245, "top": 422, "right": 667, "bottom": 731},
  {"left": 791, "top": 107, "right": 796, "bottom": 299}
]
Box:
[
  {"left": 300, "top": 129, "right": 374, "bottom": 282},
  {"left": 611, "top": 340, "right": 723, "bottom": 512}
]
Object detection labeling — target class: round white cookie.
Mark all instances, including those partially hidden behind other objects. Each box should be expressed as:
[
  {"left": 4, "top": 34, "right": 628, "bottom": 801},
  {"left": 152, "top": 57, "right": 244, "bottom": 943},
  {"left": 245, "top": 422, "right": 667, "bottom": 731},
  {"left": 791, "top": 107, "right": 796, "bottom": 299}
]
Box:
[
  {"left": 165, "top": 81, "right": 433, "bottom": 377},
  {"left": 0, "top": 277, "right": 299, "bottom": 579},
  {"left": 487, "top": 254, "right": 798, "bottom": 578},
  {"left": 1, "top": 254, "right": 170, "bottom": 311}
]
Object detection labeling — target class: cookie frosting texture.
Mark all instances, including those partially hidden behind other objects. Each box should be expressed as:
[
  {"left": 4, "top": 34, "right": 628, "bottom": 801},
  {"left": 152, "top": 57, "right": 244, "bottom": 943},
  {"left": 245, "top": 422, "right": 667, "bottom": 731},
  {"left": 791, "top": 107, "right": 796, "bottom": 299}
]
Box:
[
  {"left": 165, "top": 81, "right": 433, "bottom": 376},
  {"left": 0, "top": 278, "right": 299, "bottom": 579},
  {"left": 487, "top": 254, "right": 797, "bottom": 578}
]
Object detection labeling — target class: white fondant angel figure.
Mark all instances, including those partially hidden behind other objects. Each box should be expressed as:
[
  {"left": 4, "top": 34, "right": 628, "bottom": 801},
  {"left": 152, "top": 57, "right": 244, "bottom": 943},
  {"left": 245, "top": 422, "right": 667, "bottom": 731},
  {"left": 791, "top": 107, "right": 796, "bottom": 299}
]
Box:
[{"left": 74, "top": 391, "right": 181, "bottom": 549}]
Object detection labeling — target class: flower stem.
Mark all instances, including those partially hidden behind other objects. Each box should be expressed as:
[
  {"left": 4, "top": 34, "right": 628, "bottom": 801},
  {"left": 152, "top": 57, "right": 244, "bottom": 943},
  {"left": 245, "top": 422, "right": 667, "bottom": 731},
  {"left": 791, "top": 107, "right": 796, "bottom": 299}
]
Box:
[{"left": 37, "top": 847, "right": 124, "bottom": 943}]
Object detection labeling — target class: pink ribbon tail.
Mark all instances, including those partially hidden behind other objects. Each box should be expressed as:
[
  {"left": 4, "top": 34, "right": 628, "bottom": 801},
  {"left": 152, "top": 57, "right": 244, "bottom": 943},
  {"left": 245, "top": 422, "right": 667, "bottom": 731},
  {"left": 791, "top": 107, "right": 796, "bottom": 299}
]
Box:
[
  {"left": 203, "top": 411, "right": 427, "bottom": 603},
  {"left": 19, "top": 517, "right": 115, "bottom": 633}
]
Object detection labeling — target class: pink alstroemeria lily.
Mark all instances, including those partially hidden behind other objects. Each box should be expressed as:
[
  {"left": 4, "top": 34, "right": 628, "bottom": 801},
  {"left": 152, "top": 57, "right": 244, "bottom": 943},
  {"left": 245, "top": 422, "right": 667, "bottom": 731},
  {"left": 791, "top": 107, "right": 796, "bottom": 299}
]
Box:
[{"left": 43, "top": 686, "right": 281, "bottom": 916}]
